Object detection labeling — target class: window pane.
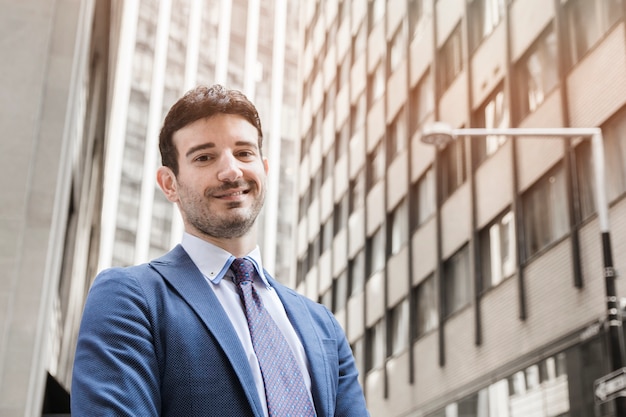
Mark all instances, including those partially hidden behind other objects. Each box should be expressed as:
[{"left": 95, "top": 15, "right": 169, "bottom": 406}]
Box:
[
  {"left": 438, "top": 25, "right": 463, "bottom": 93},
  {"left": 565, "top": 0, "right": 623, "bottom": 67},
  {"left": 473, "top": 86, "right": 509, "bottom": 165},
  {"left": 391, "top": 199, "right": 409, "bottom": 255},
  {"left": 443, "top": 246, "right": 471, "bottom": 317},
  {"left": 517, "top": 28, "right": 558, "bottom": 119},
  {"left": 333, "top": 269, "right": 348, "bottom": 312},
  {"left": 441, "top": 137, "right": 467, "bottom": 200},
  {"left": 480, "top": 210, "right": 516, "bottom": 292},
  {"left": 367, "top": 227, "right": 386, "bottom": 276},
  {"left": 414, "top": 275, "right": 438, "bottom": 337},
  {"left": 367, "top": 142, "right": 386, "bottom": 189},
  {"left": 366, "top": 320, "right": 385, "bottom": 372},
  {"left": 605, "top": 108, "right": 626, "bottom": 201},
  {"left": 349, "top": 250, "right": 365, "bottom": 296},
  {"left": 389, "top": 299, "right": 409, "bottom": 356},
  {"left": 523, "top": 165, "right": 570, "bottom": 258}
]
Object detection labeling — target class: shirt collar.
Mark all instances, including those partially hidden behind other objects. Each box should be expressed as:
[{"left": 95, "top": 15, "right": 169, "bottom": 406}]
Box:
[{"left": 181, "top": 232, "right": 270, "bottom": 287}]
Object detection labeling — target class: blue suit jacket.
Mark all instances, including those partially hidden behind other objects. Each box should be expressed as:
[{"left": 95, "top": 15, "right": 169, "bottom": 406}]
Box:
[{"left": 71, "top": 245, "right": 369, "bottom": 416}]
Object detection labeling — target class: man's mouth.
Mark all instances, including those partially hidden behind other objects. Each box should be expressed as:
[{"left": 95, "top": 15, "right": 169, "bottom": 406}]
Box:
[{"left": 212, "top": 188, "right": 250, "bottom": 199}]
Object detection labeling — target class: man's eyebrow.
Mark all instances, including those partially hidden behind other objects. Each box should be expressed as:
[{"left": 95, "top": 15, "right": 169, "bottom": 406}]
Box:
[
  {"left": 185, "top": 142, "right": 215, "bottom": 158},
  {"left": 235, "top": 140, "right": 259, "bottom": 149}
]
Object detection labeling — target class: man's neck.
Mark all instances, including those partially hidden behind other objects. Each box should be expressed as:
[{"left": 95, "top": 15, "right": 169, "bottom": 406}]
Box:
[{"left": 187, "top": 229, "right": 258, "bottom": 258}]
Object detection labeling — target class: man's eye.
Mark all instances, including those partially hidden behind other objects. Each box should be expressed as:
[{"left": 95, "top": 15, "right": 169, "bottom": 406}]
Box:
[
  {"left": 194, "top": 155, "right": 211, "bottom": 162},
  {"left": 238, "top": 150, "right": 255, "bottom": 158}
]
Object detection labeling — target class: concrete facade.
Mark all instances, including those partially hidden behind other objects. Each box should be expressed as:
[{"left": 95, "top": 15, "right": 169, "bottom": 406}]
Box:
[
  {"left": 0, "top": 1, "right": 109, "bottom": 415},
  {"left": 295, "top": 0, "right": 626, "bottom": 416}
]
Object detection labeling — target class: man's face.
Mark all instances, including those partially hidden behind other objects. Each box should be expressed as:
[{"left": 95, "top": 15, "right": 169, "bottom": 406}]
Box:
[{"left": 160, "top": 114, "right": 268, "bottom": 240}]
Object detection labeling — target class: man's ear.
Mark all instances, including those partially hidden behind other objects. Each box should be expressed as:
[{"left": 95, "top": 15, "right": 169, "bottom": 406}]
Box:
[
  {"left": 156, "top": 166, "right": 179, "bottom": 203},
  {"left": 263, "top": 157, "right": 269, "bottom": 175}
]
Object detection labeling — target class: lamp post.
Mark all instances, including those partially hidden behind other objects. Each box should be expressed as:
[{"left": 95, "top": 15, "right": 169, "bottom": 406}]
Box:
[{"left": 421, "top": 122, "right": 625, "bottom": 414}]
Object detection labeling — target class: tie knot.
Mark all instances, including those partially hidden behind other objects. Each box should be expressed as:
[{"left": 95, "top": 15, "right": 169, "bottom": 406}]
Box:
[{"left": 230, "top": 258, "right": 256, "bottom": 286}]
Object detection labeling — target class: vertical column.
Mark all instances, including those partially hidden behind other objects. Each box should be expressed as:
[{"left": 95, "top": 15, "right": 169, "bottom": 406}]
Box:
[{"left": 134, "top": 0, "right": 172, "bottom": 264}]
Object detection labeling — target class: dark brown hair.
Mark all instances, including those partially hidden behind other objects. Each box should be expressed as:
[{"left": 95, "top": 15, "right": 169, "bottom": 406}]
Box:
[{"left": 159, "top": 84, "right": 263, "bottom": 175}]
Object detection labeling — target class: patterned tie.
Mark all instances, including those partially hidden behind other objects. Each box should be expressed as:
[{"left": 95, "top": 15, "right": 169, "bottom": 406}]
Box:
[{"left": 230, "top": 258, "right": 316, "bottom": 417}]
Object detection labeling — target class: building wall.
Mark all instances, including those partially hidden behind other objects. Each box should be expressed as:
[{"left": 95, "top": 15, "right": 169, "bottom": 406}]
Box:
[
  {"left": 0, "top": 1, "right": 109, "bottom": 415},
  {"left": 296, "top": 0, "right": 626, "bottom": 416}
]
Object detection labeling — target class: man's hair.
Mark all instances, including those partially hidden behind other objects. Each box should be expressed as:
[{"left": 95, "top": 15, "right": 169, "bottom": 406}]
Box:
[{"left": 159, "top": 84, "right": 263, "bottom": 175}]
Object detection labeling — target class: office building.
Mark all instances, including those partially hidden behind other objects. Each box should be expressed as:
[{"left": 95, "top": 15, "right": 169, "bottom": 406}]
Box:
[
  {"left": 295, "top": 0, "right": 626, "bottom": 415},
  {"left": 0, "top": 1, "right": 111, "bottom": 415},
  {"left": 0, "top": 0, "right": 300, "bottom": 414},
  {"left": 100, "top": 0, "right": 301, "bottom": 284}
]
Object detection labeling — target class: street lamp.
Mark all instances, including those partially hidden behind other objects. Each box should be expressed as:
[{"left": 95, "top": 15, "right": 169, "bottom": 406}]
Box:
[{"left": 422, "top": 121, "right": 626, "bottom": 412}]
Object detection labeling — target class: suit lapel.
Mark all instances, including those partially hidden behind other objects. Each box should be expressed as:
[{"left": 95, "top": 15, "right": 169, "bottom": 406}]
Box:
[{"left": 150, "top": 246, "right": 264, "bottom": 417}]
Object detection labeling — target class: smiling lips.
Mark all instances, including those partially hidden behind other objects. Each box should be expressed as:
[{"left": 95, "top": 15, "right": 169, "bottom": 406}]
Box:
[{"left": 213, "top": 188, "right": 250, "bottom": 200}]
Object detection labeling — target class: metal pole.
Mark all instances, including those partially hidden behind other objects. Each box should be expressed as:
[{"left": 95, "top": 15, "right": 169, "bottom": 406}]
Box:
[{"left": 591, "top": 132, "right": 626, "bottom": 415}]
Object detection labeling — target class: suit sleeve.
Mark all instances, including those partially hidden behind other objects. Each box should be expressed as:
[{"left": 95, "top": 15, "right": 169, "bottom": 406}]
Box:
[
  {"left": 328, "top": 308, "right": 370, "bottom": 417},
  {"left": 71, "top": 268, "right": 160, "bottom": 416}
]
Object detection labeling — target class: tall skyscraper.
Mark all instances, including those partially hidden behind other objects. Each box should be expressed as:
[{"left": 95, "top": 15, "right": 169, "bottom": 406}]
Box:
[
  {"left": 0, "top": 0, "right": 301, "bottom": 414},
  {"left": 100, "top": 0, "right": 301, "bottom": 287},
  {"left": 0, "top": 1, "right": 110, "bottom": 414}
]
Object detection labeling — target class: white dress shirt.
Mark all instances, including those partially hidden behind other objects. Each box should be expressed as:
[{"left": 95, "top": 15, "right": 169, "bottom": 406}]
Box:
[{"left": 180, "top": 233, "right": 313, "bottom": 417}]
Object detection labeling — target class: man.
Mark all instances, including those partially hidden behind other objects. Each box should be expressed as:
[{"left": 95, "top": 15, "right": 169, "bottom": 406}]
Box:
[{"left": 71, "top": 85, "right": 369, "bottom": 416}]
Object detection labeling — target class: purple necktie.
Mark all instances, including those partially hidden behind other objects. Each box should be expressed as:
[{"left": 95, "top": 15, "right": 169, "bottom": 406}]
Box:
[{"left": 230, "top": 258, "right": 316, "bottom": 417}]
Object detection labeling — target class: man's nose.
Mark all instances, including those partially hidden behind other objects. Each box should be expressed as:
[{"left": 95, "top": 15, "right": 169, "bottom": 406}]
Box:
[{"left": 216, "top": 154, "right": 243, "bottom": 182}]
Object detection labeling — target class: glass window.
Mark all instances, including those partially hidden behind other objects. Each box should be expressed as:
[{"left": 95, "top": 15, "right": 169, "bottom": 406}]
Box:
[
  {"left": 351, "top": 337, "right": 365, "bottom": 382},
  {"left": 574, "top": 140, "right": 596, "bottom": 221},
  {"left": 323, "top": 84, "right": 336, "bottom": 117},
  {"left": 413, "top": 274, "right": 438, "bottom": 338},
  {"left": 412, "top": 166, "right": 436, "bottom": 227},
  {"left": 564, "top": 0, "right": 623, "bottom": 68},
  {"left": 473, "top": 86, "right": 509, "bottom": 165},
  {"left": 366, "top": 227, "right": 385, "bottom": 277},
  {"left": 298, "top": 188, "right": 310, "bottom": 221},
  {"left": 367, "top": 142, "right": 386, "bottom": 189},
  {"left": 322, "top": 147, "right": 335, "bottom": 183},
  {"left": 349, "top": 249, "right": 365, "bottom": 296},
  {"left": 388, "top": 27, "right": 406, "bottom": 72},
  {"left": 479, "top": 210, "right": 516, "bottom": 292},
  {"left": 350, "top": 93, "right": 367, "bottom": 136},
  {"left": 368, "top": 61, "right": 385, "bottom": 107},
  {"left": 365, "top": 319, "right": 385, "bottom": 372},
  {"left": 352, "top": 22, "right": 367, "bottom": 63},
  {"left": 468, "top": 0, "right": 506, "bottom": 51},
  {"left": 333, "top": 269, "right": 348, "bottom": 312},
  {"left": 440, "top": 136, "right": 467, "bottom": 200},
  {"left": 350, "top": 170, "right": 366, "bottom": 213},
  {"left": 522, "top": 164, "right": 570, "bottom": 258},
  {"left": 410, "top": 71, "right": 434, "bottom": 136},
  {"left": 320, "top": 287, "right": 332, "bottom": 310},
  {"left": 337, "top": 54, "right": 351, "bottom": 90},
  {"left": 408, "top": 0, "right": 427, "bottom": 41},
  {"left": 321, "top": 218, "right": 334, "bottom": 253},
  {"left": 333, "top": 193, "right": 349, "bottom": 236},
  {"left": 390, "top": 199, "right": 409, "bottom": 256},
  {"left": 336, "top": 120, "right": 350, "bottom": 159},
  {"left": 389, "top": 299, "right": 409, "bottom": 356},
  {"left": 307, "top": 236, "right": 320, "bottom": 272},
  {"left": 438, "top": 24, "right": 463, "bottom": 94},
  {"left": 516, "top": 27, "right": 558, "bottom": 120},
  {"left": 604, "top": 107, "right": 626, "bottom": 202},
  {"left": 388, "top": 107, "right": 407, "bottom": 162},
  {"left": 443, "top": 245, "right": 471, "bottom": 317},
  {"left": 575, "top": 109, "right": 626, "bottom": 220},
  {"left": 368, "top": 0, "right": 385, "bottom": 32}
]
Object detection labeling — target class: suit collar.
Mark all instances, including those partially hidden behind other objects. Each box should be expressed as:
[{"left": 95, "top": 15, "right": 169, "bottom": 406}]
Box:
[{"left": 149, "top": 245, "right": 265, "bottom": 417}]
